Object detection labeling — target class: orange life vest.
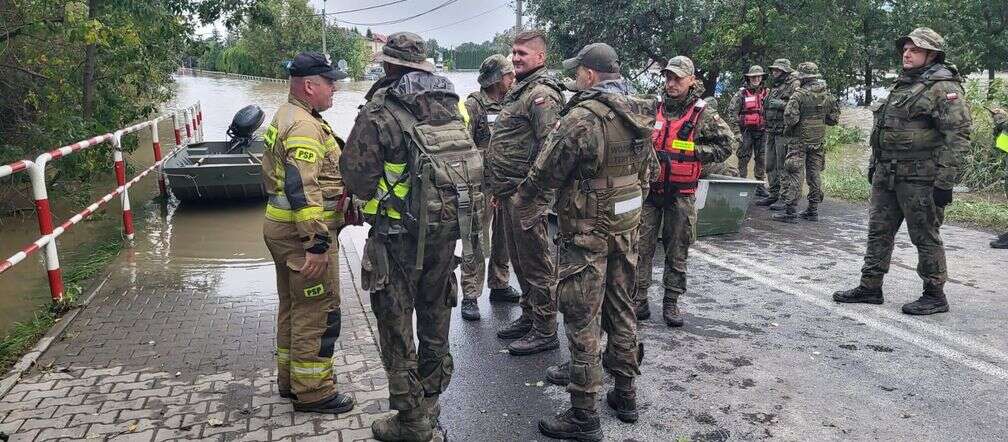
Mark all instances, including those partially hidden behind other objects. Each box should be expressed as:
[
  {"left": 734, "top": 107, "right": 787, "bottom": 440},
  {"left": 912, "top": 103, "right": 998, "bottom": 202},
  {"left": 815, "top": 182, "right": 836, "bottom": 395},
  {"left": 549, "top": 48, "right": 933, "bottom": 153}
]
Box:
[
  {"left": 649, "top": 98, "right": 706, "bottom": 201},
  {"left": 741, "top": 87, "right": 768, "bottom": 130}
]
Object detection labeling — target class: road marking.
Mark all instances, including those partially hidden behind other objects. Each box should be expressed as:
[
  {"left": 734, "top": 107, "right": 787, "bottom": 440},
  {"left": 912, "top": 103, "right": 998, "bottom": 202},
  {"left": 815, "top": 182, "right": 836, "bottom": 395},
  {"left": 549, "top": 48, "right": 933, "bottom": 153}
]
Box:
[{"left": 692, "top": 243, "right": 1008, "bottom": 380}]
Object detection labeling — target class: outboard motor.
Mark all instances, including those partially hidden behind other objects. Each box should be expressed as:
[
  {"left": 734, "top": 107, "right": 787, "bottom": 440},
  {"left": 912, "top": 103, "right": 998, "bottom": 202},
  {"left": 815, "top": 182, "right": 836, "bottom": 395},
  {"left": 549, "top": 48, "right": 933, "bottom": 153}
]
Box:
[{"left": 227, "top": 105, "right": 265, "bottom": 144}]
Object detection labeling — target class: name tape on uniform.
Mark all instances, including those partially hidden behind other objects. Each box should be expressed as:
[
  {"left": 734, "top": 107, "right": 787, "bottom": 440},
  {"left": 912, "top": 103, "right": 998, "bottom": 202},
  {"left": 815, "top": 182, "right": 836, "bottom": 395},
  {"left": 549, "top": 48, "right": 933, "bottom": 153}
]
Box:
[{"left": 614, "top": 195, "right": 643, "bottom": 215}]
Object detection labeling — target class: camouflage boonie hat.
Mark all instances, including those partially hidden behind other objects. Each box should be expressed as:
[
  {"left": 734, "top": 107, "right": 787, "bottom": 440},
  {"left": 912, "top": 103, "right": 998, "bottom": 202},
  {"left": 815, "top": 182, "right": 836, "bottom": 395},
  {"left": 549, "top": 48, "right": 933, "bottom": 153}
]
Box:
[
  {"left": 478, "top": 54, "right": 515, "bottom": 88},
  {"left": 662, "top": 55, "right": 695, "bottom": 78},
  {"left": 375, "top": 32, "right": 434, "bottom": 72},
  {"left": 769, "top": 58, "right": 793, "bottom": 73},
  {"left": 896, "top": 27, "right": 946, "bottom": 63},
  {"left": 743, "top": 65, "right": 765, "bottom": 77},
  {"left": 795, "top": 62, "right": 821, "bottom": 80}
]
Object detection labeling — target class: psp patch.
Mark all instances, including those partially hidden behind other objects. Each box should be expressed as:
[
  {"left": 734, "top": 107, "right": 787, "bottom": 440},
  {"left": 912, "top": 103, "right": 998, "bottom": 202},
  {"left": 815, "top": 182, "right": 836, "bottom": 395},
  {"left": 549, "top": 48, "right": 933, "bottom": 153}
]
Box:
[
  {"left": 294, "top": 148, "right": 318, "bottom": 163},
  {"left": 304, "top": 283, "right": 325, "bottom": 297}
]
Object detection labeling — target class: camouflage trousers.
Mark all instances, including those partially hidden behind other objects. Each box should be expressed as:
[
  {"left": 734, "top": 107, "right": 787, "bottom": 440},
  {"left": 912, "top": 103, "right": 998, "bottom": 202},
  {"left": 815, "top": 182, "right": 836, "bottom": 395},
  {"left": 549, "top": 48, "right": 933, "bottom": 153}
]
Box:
[
  {"left": 764, "top": 132, "right": 793, "bottom": 198},
  {"left": 502, "top": 193, "right": 557, "bottom": 335},
  {"left": 860, "top": 174, "right": 947, "bottom": 290},
  {"left": 360, "top": 229, "right": 456, "bottom": 411},
  {"left": 556, "top": 232, "right": 641, "bottom": 411},
  {"left": 264, "top": 220, "right": 342, "bottom": 404},
  {"left": 737, "top": 129, "right": 767, "bottom": 180},
  {"left": 635, "top": 195, "right": 697, "bottom": 301},
  {"left": 781, "top": 142, "right": 826, "bottom": 209},
  {"left": 460, "top": 202, "right": 512, "bottom": 299}
]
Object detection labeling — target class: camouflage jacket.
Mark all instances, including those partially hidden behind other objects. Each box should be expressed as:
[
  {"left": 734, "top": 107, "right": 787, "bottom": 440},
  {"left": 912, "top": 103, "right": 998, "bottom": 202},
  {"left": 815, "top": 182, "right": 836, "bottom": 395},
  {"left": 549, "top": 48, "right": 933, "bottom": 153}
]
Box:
[
  {"left": 764, "top": 74, "right": 802, "bottom": 133},
  {"left": 992, "top": 107, "right": 1007, "bottom": 135},
  {"left": 726, "top": 84, "right": 768, "bottom": 134},
  {"left": 869, "top": 63, "right": 972, "bottom": 190},
  {"left": 783, "top": 79, "right": 840, "bottom": 145},
  {"left": 261, "top": 95, "right": 344, "bottom": 253},
  {"left": 465, "top": 90, "right": 503, "bottom": 149},
  {"left": 484, "top": 66, "right": 564, "bottom": 197},
  {"left": 662, "top": 84, "right": 737, "bottom": 167}
]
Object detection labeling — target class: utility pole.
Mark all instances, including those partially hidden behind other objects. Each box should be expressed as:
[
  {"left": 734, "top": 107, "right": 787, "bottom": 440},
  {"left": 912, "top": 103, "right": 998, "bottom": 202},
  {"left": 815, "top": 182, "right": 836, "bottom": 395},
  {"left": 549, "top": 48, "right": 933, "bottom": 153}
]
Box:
[
  {"left": 514, "top": 0, "right": 523, "bottom": 35},
  {"left": 322, "top": 0, "right": 328, "bottom": 56}
]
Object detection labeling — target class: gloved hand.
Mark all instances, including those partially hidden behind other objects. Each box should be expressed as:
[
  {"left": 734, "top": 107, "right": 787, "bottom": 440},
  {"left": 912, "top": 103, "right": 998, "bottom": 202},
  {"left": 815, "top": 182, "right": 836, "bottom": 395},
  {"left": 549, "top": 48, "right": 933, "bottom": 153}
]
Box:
[{"left": 933, "top": 187, "right": 953, "bottom": 207}]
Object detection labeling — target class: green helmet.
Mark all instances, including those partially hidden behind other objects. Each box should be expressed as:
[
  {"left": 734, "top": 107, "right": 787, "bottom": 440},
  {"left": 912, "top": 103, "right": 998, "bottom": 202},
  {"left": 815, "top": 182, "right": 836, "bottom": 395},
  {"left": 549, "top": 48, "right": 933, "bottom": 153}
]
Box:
[
  {"left": 896, "top": 27, "right": 946, "bottom": 63},
  {"left": 769, "top": 58, "right": 793, "bottom": 73},
  {"left": 743, "top": 65, "right": 765, "bottom": 77},
  {"left": 795, "top": 62, "right": 821, "bottom": 80}
]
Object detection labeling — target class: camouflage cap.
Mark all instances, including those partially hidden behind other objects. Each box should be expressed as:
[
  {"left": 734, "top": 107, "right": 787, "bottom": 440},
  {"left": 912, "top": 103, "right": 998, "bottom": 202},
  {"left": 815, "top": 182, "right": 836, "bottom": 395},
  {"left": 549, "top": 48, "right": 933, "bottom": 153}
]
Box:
[
  {"left": 769, "top": 58, "right": 793, "bottom": 73},
  {"left": 896, "top": 27, "right": 946, "bottom": 63},
  {"left": 478, "top": 54, "right": 515, "bottom": 88},
  {"left": 661, "top": 55, "right": 695, "bottom": 78},
  {"left": 375, "top": 31, "right": 434, "bottom": 72},
  {"left": 562, "top": 43, "right": 620, "bottom": 73},
  {"left": 794, "top": 61, "right": 821, "bottom": 80},
  {"left": 743, "top": 65, "right": 765, "bottom": 77}
]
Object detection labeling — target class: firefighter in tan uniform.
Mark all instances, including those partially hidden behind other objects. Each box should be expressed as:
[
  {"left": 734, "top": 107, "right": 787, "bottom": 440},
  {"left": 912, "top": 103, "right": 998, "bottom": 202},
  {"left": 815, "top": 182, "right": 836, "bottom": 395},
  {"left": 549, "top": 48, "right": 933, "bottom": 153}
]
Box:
[{"left": 262, "top": 52, "right": 354, "bottom": 414}]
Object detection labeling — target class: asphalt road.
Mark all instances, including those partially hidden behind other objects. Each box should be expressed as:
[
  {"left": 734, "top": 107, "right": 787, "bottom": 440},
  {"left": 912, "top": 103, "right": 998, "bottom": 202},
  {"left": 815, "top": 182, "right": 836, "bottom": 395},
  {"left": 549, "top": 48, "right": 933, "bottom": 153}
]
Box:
[{"left": 343, "top": 198, "right": 1008, "bottom": 441}]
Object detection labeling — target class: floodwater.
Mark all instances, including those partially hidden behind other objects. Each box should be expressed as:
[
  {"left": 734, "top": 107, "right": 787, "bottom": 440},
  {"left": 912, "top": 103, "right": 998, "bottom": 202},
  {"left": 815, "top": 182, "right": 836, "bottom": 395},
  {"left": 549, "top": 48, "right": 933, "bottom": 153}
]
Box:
[{"left": 0, "top": 71, "right": 480, "bottom": 337}]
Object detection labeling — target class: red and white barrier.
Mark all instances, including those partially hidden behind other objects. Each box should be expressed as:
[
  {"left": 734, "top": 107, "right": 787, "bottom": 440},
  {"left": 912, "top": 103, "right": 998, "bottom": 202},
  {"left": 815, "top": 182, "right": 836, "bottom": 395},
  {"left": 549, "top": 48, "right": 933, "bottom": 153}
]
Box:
[{"left": 1, "top": 102, "right": 202, "bottom": 302}]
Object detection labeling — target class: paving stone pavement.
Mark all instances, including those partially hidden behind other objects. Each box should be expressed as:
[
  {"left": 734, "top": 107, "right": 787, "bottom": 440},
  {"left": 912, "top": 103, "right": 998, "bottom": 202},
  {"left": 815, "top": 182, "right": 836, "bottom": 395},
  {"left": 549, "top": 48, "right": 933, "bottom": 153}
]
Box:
[{"left": 0, "top": 243, "right": 392, "bottom": 441}]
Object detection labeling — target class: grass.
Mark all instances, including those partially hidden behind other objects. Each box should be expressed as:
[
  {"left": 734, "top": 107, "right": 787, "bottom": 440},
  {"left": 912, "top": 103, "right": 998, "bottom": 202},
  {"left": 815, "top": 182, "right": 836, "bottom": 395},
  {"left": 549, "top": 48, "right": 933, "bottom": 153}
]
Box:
[
  {"left": 0, "top": 233, "right": 125, "bottom": 373},
  {"left": 821, "top": 125, "right": 1008, "bottom": 231}
]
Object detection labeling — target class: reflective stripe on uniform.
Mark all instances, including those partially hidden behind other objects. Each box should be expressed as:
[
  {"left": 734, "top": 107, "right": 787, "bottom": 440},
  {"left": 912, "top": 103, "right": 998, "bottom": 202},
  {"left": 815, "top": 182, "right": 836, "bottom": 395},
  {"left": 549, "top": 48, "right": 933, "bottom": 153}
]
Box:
[
  {"left": 362, "top": 162, "right": 410, "bottom": 219},
  {"left": 265, "top": 204, "right": 341, "bottom": 223},
  {"left": 290, "top": 361, "right": 332, "bottom": 380},
  {"left": 264, "top": 125, "right": 279, "bottom": 147},
  {"left": 269, "top": 194, "right": 342, "bottom": 211},
  {"left": 458, "top": 99, "right": 471, "bottom": 128},
  {"left": 614, "top": 195, "right": 643, "bottom": 215},
  {"left": 276, "top": 347, "right": 290, "bottom": 365}
]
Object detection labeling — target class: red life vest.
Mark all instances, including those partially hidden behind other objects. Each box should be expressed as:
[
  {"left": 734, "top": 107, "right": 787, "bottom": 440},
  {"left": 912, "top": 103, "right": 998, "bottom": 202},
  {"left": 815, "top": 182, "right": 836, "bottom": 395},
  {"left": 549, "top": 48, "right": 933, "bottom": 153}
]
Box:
[
  {"left": 740, "top": 87, "right": 768, "bottom": 130},
  {"left": 649, "top": 99, "right": 706, "bottom": 200}
]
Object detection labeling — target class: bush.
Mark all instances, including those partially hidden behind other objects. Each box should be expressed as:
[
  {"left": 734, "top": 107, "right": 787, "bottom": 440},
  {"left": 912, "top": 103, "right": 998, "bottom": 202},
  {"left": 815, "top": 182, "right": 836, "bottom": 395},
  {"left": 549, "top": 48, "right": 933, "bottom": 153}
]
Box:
[
  {"left": 962, "top": 79, "right": 1008, "bottom": 194},
  {"left": 824, "top": 124, "right": 865, "bottom": 153}
]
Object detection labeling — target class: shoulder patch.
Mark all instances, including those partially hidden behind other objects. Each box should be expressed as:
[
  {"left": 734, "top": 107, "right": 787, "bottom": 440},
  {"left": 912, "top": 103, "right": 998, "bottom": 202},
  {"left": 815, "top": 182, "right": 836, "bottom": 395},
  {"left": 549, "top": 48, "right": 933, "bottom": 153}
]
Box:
[
  {"left": 946, "top": 92, "right": 959, "bottom": 101},
  {"left": 293, "top": 148, "right": 318, "bottom": 163},
  {"left": 534, "top": 97, "right": 548, "bottom": 106}
]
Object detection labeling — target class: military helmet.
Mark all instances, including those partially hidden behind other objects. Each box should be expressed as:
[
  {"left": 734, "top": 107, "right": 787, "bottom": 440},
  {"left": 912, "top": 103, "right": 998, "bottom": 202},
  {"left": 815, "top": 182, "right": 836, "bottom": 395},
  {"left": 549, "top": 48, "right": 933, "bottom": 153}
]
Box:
[
  {"left": 795, "top": 62, "right": 821, "bottom": 80},
  {"left": 743, "top": 65, "right": 765, "bottom": 77},
  {"left": 769, "top": 58, "right": 793, "bottom": 73},
  {"left": 896, "top": 27, "right": 946, "bottom": 63},
  {"left": 477, "top": 54, "right": 515, "bottom": 88}
]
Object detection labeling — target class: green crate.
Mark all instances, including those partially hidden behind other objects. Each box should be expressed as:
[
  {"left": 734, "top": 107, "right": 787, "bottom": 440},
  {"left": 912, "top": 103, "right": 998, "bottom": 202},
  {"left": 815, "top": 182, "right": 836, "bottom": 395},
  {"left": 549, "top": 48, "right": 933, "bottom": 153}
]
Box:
[{"left": 695, "top": 175, "right": 764, "bottom": 237}]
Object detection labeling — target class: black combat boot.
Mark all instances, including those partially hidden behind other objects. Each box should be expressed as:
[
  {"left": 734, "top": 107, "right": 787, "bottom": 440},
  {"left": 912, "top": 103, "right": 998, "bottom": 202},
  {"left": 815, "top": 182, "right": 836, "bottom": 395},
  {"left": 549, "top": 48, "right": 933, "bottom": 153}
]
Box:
[
  {"left": 460, "top": 298, "right": 480, "bottom": 321},
  {"left": 294, "top": 392, "right": 355, "bottom": 414},
  {"left": 662, "top": 295, "right": 684, "bottom": 327},
  {"left": 606, "top": 381, "right": 638, "bottom": 423},
  {"left": 508, "top": 330, "right": 559, "bottom": 355},
  {"left": 497, "top": 314, "right": 532, "bottom": 339},
  {"left": 902, "top": 286, "right": 949, "bottom": 315},
  {"left": 538, "top": 407, "right": 603, "bottom": 441},
  {"left": 545, "top": 361, "right": 570, "bottom": 386},
  {"left": 489, "top": 286, "right": 521, "bottom": 303},
  {"left": 768, "top": 202, "right": 787, "bottom": 212},
  {"left": 755, "top": 184, "right": 770, "bottom": 198},
  {"left": 832, "top": 286, "right": 884, "bottom": 304},
  {"left": 372, "top": 406, "right": 432, "bottom": 442},
  {"left": 634, "top": 300, "right": 651, "bottom": 321},
  {"left": 755, "top": 196, "right": 778, "bottom": 206},
  {"left": 799, "top": 205, "right": 818, "bottom": 221},
  {"left": 990, "top": 232, "right": 1008, "bottom": 249},
  {"left": 279, "top": 389, "right": 296, "bottom": 400},
  {"left": 772, "top": 207, "right": 798, "bottom": 223}
]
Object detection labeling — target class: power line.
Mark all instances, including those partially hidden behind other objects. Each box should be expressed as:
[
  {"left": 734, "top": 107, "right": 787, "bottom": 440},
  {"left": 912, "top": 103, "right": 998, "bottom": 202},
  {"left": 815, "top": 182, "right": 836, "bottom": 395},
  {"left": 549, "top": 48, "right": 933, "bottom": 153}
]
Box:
[
  {"left": 418, "top": 3, "right": 509, "bottom": 33},
  {"left": 331, "top": 0, "right": 458, "bottom": 26},
  {"left": 331, "top": 0, "right": 410, "bottom": 15}
]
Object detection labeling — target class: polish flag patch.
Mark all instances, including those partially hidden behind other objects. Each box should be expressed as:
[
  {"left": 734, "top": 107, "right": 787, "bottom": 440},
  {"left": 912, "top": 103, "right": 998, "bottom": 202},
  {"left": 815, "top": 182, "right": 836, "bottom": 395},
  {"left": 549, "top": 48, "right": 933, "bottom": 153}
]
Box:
[
  {"left": 534, "top": 97, "right": 548, "bottom": 106},
  {"left": 946, "top": 92, "right": 959, "bottom": 101}
]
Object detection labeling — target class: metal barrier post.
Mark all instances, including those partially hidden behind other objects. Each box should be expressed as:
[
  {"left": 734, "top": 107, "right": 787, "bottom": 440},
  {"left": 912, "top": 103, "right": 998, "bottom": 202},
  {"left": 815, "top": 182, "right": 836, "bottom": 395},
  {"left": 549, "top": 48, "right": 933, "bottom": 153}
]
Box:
[
  {"left": 151, "top": 119, "right": 166, "bottom": 198},
  {"left": 28, "top": 160, "right": 63, "bottom": 302},
  {"left": 190, "top": 107, "right": 198, "bottom": 143},
  {"left": 112, "top": 131, "right": 135, "bottom": 241},
  {"left": 184, "top": 108, "right": 193, "bottom": 143},
  {"left": 173, "top": 112, "right": 183, "bottom": 147}
]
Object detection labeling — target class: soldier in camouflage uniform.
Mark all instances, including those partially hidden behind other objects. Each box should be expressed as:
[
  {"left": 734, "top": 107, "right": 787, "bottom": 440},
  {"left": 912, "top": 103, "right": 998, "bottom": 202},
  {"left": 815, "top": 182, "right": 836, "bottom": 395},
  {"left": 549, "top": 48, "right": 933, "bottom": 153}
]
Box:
[
  {"left": 459, "top": 54, "right": 519, "bottom": 321},
  {"left": 523, "top": 43, "right": 656, "bottom": 442},
  {"left": 834, "top": 28, "right": 972, "bottom": 316},
  {"left": 634, "top": 56, "right": 736, "bottom": 327},
  {"left": 340, "top": 33, "right": 459, "bottom": 441},
  {"left": 261, "top": 52, "right": 355, "bottom": 414},
  {"left": 991, "top": 107, "right": 1008, "bottom": 249},
  {"left": 727, "top": 65, "right": 771, "bottom": 195},
  {"left": 774, "top": 62, "right": 840, "bottom": 223},
  {"left": 700, "top": 97, "right": 740, "bottom": 177},
  {"left": 755, "top": 59, "right": 803, "bottom": 210},
  {"left": 485, "top": 30, "right": 565, "bottom": 355}
]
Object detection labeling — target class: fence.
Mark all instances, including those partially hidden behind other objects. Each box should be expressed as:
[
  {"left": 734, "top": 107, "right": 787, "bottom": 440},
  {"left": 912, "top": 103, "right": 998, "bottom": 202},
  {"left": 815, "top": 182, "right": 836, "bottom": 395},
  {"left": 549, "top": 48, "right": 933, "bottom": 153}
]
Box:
[
  {"left": 177, "top": 67, "right": 288, "bottom": 84},
  {"left": 0, "top": 102, "right": 204, "bottom": 302}
]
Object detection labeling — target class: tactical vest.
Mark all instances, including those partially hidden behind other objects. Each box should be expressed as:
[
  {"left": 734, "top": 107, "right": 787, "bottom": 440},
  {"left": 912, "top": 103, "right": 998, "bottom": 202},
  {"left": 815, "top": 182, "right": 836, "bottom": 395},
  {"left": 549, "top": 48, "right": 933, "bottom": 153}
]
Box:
[
  {"left": 361, "top": 72, "right": 485, "bottom": 268},
  {"left": 556, "top": 97, "right": 652, "bottom": 237},
  {"left": 872, "top": 64, "right": 960, "bottom": 182},
  {"left": 793, "top": 83, "right": 831, "bottom": 145},
  {"left": 467, "top": 92, "right": 502, "bottom": 149},
  {"left": 740, "top": 88, "right": 768, "bottom": 130},
  {"left": 649, "top": 99, "right": 706, "bottom": 204},
  {"left": 764, "top": 77, "right": 797, "bottom": 133}
]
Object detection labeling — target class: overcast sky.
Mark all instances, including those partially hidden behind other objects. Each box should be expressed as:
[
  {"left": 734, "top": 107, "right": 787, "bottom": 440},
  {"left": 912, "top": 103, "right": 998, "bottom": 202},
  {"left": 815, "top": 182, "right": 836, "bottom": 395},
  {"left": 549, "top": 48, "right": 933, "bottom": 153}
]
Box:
[{"left": 307, "top": 0, "right": 519, "bottom": 46}]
